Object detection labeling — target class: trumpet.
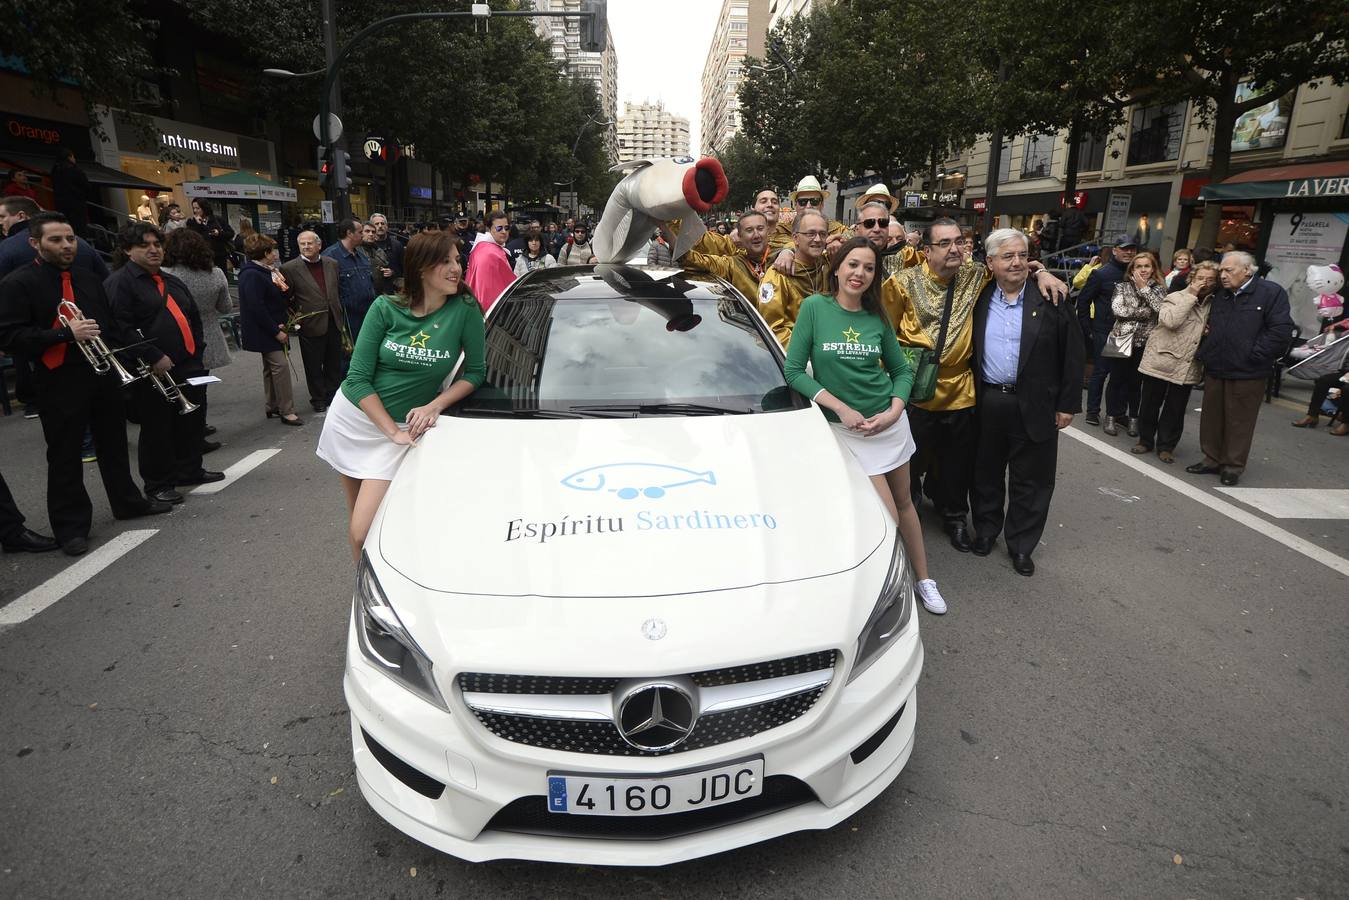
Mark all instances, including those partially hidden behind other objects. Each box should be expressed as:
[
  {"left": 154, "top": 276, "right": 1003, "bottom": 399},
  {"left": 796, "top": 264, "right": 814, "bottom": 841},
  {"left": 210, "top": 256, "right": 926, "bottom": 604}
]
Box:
[
  {"left": 57, "top": 300, "right": 142, "bottom": 387},
  {"left": 134, "top": 360, "right": 200, "bottom": 416}
]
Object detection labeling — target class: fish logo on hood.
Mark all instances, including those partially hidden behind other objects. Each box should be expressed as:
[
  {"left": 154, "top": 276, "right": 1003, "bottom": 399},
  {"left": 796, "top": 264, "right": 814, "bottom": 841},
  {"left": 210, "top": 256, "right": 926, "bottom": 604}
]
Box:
[{"left": 561, "top": 463, "right": 717, "bottom": 500}]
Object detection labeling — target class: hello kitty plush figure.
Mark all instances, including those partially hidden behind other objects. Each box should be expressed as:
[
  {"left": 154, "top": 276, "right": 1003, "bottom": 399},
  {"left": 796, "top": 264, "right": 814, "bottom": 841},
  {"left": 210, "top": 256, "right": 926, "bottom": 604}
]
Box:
[{"left": 1307, "top": 263, "right": 1344, "bottom": 320}]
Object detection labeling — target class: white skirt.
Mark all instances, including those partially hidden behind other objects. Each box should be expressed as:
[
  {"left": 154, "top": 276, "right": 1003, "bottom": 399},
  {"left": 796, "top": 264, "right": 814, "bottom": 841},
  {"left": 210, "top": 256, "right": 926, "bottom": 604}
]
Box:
[
  {"left": 831, "top": 411, "right": 916, "bottom": 476},
  {"left": 315, "top": 390, "right": 411, "bottom": 481}
]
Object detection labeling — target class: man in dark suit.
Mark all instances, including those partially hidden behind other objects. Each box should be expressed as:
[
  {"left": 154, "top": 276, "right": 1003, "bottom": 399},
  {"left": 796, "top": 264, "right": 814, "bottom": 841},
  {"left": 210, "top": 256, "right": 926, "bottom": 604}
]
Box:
[
  {"left": 970, "top": 228, "right": 1085, "bottom": 576},
  {"left": 1186, "top": 251, "right": 1293, "bottom": 486},
  {"left": 279, "top": 230, "right": 346, "bottom": 412}
]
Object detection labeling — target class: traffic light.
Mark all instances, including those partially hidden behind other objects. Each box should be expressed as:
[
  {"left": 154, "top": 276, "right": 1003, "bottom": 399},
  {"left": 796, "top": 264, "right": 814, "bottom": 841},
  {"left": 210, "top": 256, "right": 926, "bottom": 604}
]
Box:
[
  {"left": 317, "top": 147, "right": 330, "bottom": 188},
  {"left": 580, "top": 0, "right": 606, "bottom": 53},
  {"left": 333, "top": 147, "right": 352, "bottom": 190}
]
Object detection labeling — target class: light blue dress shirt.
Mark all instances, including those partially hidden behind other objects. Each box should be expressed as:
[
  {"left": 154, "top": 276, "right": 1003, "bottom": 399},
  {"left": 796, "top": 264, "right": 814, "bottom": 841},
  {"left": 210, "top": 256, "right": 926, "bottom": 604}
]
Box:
[{"left": 982, "top": 285, "right": 1024, "bottom": 385}]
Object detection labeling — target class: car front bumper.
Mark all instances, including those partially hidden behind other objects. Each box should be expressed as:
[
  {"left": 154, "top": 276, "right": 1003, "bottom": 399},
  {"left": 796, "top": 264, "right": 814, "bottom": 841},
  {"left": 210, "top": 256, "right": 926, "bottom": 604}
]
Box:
[{"left": 344, "top": 613, "right": 922, "bottom": 866}]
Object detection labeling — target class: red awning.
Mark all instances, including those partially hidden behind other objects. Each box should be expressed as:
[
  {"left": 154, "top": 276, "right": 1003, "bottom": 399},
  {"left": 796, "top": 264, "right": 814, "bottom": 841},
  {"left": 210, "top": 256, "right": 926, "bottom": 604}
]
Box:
[
  {"left": 1221, "top": 160, "right": 1349, "bottom": 184},
  {"left": 1200, "top": 160, "right": 1349, "bottom": 201}
]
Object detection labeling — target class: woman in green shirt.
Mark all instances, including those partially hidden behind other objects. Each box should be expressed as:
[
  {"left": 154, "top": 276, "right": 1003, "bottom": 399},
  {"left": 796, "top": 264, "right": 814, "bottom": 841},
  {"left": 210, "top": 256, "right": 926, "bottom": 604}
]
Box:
[
  {"left": 785, "top": 236, "right": 945, "bottom": 614},
  {"left": 317, "top": 230, "right": 487, "bottom": 562}
]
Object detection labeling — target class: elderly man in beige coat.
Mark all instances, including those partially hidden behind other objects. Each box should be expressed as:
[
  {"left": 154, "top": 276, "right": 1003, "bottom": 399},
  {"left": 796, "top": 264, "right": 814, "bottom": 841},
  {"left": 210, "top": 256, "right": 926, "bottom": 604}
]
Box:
[
  {"left": 279, "top": 230, "right": 346, "bottom": 412},
  {"left": 1132, "top": 260, "right": 1219, "bottom": 462}
]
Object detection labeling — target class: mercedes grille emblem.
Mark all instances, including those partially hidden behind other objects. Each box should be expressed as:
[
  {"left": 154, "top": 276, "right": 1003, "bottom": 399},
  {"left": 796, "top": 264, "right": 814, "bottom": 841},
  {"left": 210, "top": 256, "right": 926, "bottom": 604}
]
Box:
[
  {"left": 617, "top": 683, "right": 697, "bottom": 752},
  {"left": 641, "top": 618, "right": 667, "bottom": 641}
]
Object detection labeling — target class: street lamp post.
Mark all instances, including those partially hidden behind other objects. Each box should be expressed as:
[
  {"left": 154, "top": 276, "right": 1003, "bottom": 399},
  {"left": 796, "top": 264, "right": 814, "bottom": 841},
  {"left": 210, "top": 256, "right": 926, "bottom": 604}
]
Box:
[{"left": 559, "top": 114, "right": 613, "bottom": 218}]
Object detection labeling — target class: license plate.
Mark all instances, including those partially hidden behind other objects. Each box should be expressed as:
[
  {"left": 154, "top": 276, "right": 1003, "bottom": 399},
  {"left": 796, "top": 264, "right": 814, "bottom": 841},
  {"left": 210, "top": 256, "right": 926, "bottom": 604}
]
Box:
[{"left": 546, "top": 757, "right": 764, "bottom": 817}]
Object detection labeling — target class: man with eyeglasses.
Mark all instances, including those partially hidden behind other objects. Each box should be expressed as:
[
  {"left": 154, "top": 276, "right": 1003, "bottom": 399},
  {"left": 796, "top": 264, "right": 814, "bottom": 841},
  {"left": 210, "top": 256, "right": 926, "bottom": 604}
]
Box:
[
  {"left": 968, "top": 228, "right": 1084, "bottom": 576},
  {"left": 851, "top": 190, "right": 920, "bottom": 278},
  {"left": 465, "top": 209, "right": 517, "bottom": 312},
  {"left": 770, "top": 176, "right": 848, "bottom": 267},
  {"left": 759, "top": 208, "right": 831, "bottom": 347},
  {"left": 883, "top": 218, "right": 1069, "bottom": 552}
]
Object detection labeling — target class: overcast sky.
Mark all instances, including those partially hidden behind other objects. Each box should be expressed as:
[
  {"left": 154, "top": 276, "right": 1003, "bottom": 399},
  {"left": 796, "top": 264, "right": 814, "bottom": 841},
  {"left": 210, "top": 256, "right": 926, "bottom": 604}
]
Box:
[{"left": 608, "top": 0, "right": 724, "bottom": 155}]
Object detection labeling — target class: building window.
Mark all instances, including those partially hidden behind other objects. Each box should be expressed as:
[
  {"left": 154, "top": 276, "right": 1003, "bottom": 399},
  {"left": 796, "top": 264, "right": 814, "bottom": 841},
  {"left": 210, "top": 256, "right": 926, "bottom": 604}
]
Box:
[
  {"left": 997, "top": 140, "right": 1011, "bottom": 183},
  {"left": 1126, "top": 102, "right": 1185, "bottom": 166},
  {"left": 1020, "top": 133, "right": 1055, "bottom": 178},
  {"left": 1075, "top": 129, "right": 1108, "bottom": 171}
]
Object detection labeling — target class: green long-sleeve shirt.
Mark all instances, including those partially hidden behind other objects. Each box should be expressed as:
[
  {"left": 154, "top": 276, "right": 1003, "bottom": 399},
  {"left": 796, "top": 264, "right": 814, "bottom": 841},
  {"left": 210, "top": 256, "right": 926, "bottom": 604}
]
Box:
[
  {"left": 784, "top": 293, "right": 913, "bottom": 420},
  {"left": 340, "top": 293, "right": 486, "bottom": 423}
]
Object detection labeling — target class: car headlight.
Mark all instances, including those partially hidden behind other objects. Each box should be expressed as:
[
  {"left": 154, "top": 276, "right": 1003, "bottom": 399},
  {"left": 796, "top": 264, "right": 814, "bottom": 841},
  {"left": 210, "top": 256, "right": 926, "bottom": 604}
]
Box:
[
  {"left": 848, "top": 537, "right": 915, "bottom": 683},
  {"left": 354, "top": 552, "right": 449, "bottom": 711}
]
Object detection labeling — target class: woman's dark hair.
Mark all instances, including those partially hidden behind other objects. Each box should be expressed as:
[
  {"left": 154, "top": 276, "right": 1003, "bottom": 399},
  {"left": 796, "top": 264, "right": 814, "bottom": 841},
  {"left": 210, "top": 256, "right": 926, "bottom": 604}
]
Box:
[
  {"left": 192, "top": 198, "right": 214, "bottom": 218},
  {"left": 397, "top": 230, "right": 472, "bottom": 308},
  {"left": 163, "top": 227, "right": 214, "bottom": 271},
  {"left": 526, "top": 234, "right": 544, "bottom": 257},
  {"left": 243, "top": 232, "right": 277, "bottom": 260},
  {"left": 827, "top": 236, "right": 889, "bottom": 324}
]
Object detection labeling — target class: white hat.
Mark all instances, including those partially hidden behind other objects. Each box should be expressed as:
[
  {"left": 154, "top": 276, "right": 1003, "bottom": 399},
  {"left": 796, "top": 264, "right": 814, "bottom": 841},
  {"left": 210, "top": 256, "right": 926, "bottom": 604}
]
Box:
[
  {"left": 855, "top": 183, "right": 897, "bottom": 213},
  {"left": 789, "top": 175, "right": 829, "bottom": 205}
]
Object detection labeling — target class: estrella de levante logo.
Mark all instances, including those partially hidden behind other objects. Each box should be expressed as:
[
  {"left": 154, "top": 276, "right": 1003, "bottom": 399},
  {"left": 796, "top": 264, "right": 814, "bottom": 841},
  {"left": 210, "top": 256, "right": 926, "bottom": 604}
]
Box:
[{"left": 560, "top": 462, "right": 717, "bottom": 500}]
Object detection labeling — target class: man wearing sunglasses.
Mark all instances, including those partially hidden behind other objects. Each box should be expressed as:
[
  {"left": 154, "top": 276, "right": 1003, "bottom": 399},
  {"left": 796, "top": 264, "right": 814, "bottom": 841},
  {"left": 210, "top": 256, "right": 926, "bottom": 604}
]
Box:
[
  {"left": 851, "top": 189, "right": 921, "bottom": 278},
  {"left": 464, "top": 210, "right": 517, "bottom": 312},
  {"left": 883, "top": 218, "right": 1070, "bottom": 553},
  {"left": 770, "top": 176, "right": 848, "bottom": 265}
]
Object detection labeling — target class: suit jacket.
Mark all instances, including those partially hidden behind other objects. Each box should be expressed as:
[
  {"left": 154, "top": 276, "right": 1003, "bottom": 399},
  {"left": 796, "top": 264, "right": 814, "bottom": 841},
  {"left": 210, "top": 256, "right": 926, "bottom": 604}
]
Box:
[
  {"left": 280, "top": 254, "right": 342, "bottom": 338},
  {"left": 237, "top": 260, "right": 290, "bottom": 353},
  {"left": 971, "top": 277, "right": 1085, "bottom": 443}
]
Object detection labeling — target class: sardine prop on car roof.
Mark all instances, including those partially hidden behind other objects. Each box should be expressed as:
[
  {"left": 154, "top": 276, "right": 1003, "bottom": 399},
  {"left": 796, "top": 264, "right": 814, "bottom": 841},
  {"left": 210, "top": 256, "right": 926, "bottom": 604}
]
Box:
[{"left": 591, "top": 156, "right": 729, "bottom": 265}]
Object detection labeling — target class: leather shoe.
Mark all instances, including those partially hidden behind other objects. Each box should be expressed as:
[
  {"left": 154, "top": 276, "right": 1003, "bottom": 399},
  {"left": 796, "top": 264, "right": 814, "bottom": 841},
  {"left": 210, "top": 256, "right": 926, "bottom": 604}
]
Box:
[
  {"left": 148, "top": 487, "right": 184, "bottom": 505},
  {"left": 971, "top": 536, "right": 995, "bottom": 556},
  {"left": 1186, "top": 462, "right": 1220, "bottom": 475},
  {"left": 1010, "top": 553, "right": 1035, "bottom": 576},
  {"left": 201, "top": 439, "right": 222, "bottom": 454},
  {"left": 61, "top": 536, "right": 89, "bottom": 556},
  {"left": 2, "top": 528, "right": 59, "bottom": 553},
  {"left": 116, "top": 500, "right": 173, "bottom": 519},
  {"left": 311, "top": 401, "right": 328, "bottom": 413},
  {"left": 203, "top": 424, "right": 218, "bottom": 436},
  {"left": 178, "top": 470, "right": 225, "bottom": 486},
  {"left": 1220, "top": 471, "right": 1240, "bottom": 486},
  {"left": 1084, "top": 411, "right": 1100, "bottom": 426},
  {"left": 279, "top": 415, "right": 304, "bottom": 427},
  {"left": 946, "top": 521, "right": 972, "bottom": 553}
]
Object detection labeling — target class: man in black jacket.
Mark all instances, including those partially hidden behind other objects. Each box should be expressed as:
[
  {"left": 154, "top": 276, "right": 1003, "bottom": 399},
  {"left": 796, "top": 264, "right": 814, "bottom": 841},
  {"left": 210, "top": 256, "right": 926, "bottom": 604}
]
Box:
[
  {"left": 0, "top": 213, "right": 170, "bottom": 554},
  {"left": 1186, "top": 251, "right": 1293, "bottom": 486},
  {"left": 1075, "top": 235, "right": 1136, "bottom": 426},
  {"left": 104, "top": 222, "right": 222, "bottom": 504},
  {"left": 969, "top": 229, "right": 1085, "bottom": 576}
]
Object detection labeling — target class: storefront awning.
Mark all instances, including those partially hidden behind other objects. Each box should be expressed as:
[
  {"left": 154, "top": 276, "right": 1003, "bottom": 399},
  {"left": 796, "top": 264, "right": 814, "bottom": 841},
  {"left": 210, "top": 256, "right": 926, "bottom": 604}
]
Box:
[
  {"left": 182, "top": 171, "right": 297, "bottom": 203},
  {"left": 0, "top": 152, "right": 171, "bottom": 191},
  {"left": 1200, "top": 161, "right": 1349, "bottom": 201}
]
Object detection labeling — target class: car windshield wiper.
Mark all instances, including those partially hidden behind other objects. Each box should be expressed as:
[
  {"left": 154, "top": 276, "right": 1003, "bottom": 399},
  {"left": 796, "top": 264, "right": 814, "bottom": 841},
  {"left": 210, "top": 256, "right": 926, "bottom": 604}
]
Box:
[
  {"left": 455, "top": 406, "right": 589, "bottom": 419},
  {"left": 566, "top": 402, "right": 752, "bottom": 416}
]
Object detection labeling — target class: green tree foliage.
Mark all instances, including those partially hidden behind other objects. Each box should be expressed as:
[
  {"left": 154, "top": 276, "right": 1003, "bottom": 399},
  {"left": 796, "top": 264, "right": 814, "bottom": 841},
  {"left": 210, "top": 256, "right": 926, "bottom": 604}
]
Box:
[{"left": 735, "top": 17, "right": 822, "bottom": 196}]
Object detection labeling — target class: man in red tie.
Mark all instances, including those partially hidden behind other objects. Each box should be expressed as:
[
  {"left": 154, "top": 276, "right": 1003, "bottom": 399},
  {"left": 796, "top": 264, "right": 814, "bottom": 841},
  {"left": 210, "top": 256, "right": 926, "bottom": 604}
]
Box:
[
  {"left": 104, "top": 222, "right": 222, "bottom": 505},
  {"left": 0, "top": 213, "right": 171, "bottom": 554}
]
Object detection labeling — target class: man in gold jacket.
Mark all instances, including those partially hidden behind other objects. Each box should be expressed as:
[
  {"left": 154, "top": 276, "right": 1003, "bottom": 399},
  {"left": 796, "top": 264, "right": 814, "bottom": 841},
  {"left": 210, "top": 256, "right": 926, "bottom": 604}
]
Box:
[
  {"left": 770, "top": 176, "right": 849, "bottom": 262},
  {"left": 759, "top": 208, "right": 830, "bottom": 347},
  {"left": 884, "top": 218, "right": 1067, "bottom": 551},
  {"left": 679, "top": 210, "right": 773, "bottom": 302}
]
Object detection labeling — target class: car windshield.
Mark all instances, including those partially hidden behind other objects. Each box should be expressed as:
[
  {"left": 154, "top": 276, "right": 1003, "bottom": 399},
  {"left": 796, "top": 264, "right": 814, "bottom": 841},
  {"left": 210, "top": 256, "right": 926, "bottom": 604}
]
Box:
[{"left": 454, "top": 267, "right": 807, "bottom": 417}]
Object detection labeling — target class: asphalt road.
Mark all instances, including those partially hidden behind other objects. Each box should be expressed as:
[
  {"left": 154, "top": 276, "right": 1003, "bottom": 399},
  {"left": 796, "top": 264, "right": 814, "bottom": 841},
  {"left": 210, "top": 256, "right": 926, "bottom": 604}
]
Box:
[{"left": 1, "top": 369, "right": 1346, "bottom": 899}]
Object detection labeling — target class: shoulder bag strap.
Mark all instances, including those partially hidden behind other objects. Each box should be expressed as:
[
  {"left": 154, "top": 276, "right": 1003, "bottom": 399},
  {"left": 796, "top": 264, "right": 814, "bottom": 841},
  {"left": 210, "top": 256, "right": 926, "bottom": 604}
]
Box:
[{"left": 933, "top": 276, "right": 956, "bottom": 361}]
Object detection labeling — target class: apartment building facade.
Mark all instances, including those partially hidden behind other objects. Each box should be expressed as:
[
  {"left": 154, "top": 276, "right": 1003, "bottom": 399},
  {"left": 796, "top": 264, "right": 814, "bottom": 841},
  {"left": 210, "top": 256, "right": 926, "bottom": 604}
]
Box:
[
  {"left": 617, "top": 100, "right": 691, "bottom": 163},
  {"left": 700, "top": 0, "right": 768, "bottom": 156},
  {"left": 530, "top": 0, "right": 620, "bottom": 163}
]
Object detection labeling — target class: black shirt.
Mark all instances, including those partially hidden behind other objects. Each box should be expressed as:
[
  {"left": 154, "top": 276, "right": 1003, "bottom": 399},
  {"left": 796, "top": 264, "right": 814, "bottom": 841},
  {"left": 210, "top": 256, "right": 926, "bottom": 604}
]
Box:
[
  {"left": 103, "top": 261, "right": 205, "bottom": 373},
  {"left": 0, "top": 259, "right": 129, "bottom": 376}
]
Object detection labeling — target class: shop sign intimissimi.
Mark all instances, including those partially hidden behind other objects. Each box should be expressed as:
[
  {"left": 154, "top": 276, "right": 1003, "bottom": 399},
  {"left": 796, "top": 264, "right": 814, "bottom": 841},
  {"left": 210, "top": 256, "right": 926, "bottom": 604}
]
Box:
[{"left": 112, "top": 111, "right": 272, "bottom": 171}]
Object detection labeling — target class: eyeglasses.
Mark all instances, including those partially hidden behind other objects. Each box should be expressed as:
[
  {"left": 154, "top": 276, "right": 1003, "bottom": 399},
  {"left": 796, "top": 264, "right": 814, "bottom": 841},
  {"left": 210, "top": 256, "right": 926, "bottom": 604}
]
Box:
[
  {"left": 492, "top": 224, "right": 509, "bottom": 232},
  {"left": 860, "top": 217, "right": 890, "bottom": 230},
  {"left": 929, "top": 238, "right": 963, "bottom": 250},
  {"left": 796, "top": 197, "right": 821, "bottom": 207},
  {"left": 797, "top": 230, "right": 828, "bottom": 241},
  {"left": 994, "top": 251, "right": 1030, "bottom": 262}
]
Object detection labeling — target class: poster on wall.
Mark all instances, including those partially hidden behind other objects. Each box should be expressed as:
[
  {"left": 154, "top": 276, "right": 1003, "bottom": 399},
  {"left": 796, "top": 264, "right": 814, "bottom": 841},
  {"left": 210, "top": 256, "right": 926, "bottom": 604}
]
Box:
[
  {"left": 1263, "top": 212, "right": 1349, "bottom": 333},
  {"left": 1231, "top": 83, "right": 1295, "bottom": 152},
  {"left": 1102, "top": 192, "right": 1132, "bottom": 237}
]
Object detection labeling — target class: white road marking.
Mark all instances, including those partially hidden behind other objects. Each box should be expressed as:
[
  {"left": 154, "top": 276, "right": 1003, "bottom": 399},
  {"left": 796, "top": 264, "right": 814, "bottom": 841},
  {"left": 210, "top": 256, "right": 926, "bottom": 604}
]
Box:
[
  {"left": 0, "top": 530, "right": 158, "bottom": 628},
  {"left": 1214, "top": 488, "right": 1349, "bottom": 520},
  {"left": 1063, "top": 427, "right": 1349, "bottom": 578},
  {"left": 190, "top": 448, "right": 282, "bottom": 494}
]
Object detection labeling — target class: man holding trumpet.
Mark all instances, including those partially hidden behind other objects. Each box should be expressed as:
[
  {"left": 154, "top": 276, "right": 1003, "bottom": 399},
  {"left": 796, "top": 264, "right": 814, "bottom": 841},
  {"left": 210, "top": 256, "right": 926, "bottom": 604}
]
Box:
[
  {"left": 0, "top": 212, "right": 171, "bottom": 555},
  {"left": 104, "top": 221, "right": 223, "bottom": 505}
]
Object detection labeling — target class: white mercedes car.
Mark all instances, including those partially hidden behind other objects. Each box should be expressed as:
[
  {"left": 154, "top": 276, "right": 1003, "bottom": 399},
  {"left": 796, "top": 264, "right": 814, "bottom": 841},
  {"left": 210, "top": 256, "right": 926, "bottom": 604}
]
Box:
[{"left": 345, "top": 264, "right": 923, "bottom": 865}]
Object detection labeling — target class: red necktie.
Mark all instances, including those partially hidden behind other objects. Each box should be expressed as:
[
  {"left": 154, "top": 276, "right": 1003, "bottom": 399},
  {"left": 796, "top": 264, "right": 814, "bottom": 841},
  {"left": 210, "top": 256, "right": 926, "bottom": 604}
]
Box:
[
  {"left": 41, "top": 271, "right": 75, "bottom": 369},
  {"left": 152, "top": 274, "right": 196, "bottom": 356}
]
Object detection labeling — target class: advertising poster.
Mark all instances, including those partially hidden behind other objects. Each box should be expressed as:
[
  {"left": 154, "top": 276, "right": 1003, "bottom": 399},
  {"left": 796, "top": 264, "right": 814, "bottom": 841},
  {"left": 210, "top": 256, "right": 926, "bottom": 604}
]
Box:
[
  {"left": 1263, "top": 212, "right": 1349, "bottom": 333},
  {"left": 1231, "top": 83, "right": 1295, "bottom": 152},
  {"left": 1102, "top": 191, "right": 1132, "bottom": 238}
]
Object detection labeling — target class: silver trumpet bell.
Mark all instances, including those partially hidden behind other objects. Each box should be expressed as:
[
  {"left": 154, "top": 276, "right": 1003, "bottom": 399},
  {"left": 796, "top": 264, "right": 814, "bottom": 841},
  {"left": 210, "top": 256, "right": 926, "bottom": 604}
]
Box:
[
  {"left": 56, "top": 299, "right": 142, "bottom": 386},
  {"left": 135, "top": 360, "right": 201, "bottom": 416}
]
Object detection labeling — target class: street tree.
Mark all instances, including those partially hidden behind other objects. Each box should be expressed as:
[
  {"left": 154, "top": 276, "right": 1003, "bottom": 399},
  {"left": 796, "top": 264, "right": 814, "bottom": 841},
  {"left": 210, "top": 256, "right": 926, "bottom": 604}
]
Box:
[{"left": 735, "top": 17, "right": 822, "bottom": 200}]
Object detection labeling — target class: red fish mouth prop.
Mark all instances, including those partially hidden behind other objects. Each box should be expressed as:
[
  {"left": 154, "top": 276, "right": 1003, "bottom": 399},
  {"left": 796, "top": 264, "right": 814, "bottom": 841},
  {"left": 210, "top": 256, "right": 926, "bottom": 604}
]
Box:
[
  {"left": 593, "top": 156, "right": 733, "bottom": 265},
  {"left": 682, "top": 158, "right": 729, "bottom": 214}
]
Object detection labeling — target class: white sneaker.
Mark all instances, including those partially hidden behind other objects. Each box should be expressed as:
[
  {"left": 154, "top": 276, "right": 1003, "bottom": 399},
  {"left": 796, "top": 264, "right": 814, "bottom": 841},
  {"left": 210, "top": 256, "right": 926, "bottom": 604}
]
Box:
[{"left": 916, "top": 579, "right": 947, "bottom": 615}]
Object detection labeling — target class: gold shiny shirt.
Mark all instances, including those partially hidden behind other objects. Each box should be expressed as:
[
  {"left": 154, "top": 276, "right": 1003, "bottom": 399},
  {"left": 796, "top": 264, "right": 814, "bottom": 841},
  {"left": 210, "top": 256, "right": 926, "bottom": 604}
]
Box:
[
  {"left": 758, "top": 259, "right": 829, "bottom": 347},
  {"left": 882, "top": 258, "right": 991, "bottom": 411}
]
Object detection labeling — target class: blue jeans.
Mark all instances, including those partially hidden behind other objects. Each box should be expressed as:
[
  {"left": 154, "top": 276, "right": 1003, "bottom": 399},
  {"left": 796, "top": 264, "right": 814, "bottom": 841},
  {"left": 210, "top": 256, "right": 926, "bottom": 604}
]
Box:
[{"left": 1085, "top": 330, "right": 1110, "bottom": 416}]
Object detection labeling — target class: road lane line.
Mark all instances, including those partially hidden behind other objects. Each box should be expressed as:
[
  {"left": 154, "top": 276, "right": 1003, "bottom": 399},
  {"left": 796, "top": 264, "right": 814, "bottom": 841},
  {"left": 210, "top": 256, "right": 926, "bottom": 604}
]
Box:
[
  {"left": 0, "top": 529, "right": 158, "bottom": 628},
  {"left": 1062, "top": 427, "right": 1349, "bottom": 578},
  {"left": 1215, "top": 487, "right": 1349, "bottom": 520},
  {"left": 190, "top": 448, "right": 282, "bottom": 494}
]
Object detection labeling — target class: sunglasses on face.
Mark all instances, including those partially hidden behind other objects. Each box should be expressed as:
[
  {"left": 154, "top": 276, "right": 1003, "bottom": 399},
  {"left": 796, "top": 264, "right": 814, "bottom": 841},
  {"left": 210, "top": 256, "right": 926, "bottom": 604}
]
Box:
[
  {"left": 860, "top": 217, "right": 890, "bottom": 230},
  {"left": 796, "top": 197, "right": 821, "bottom": 207},
  {"left": 492, "top": 224, "right": 509, "bottom": 232}
]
